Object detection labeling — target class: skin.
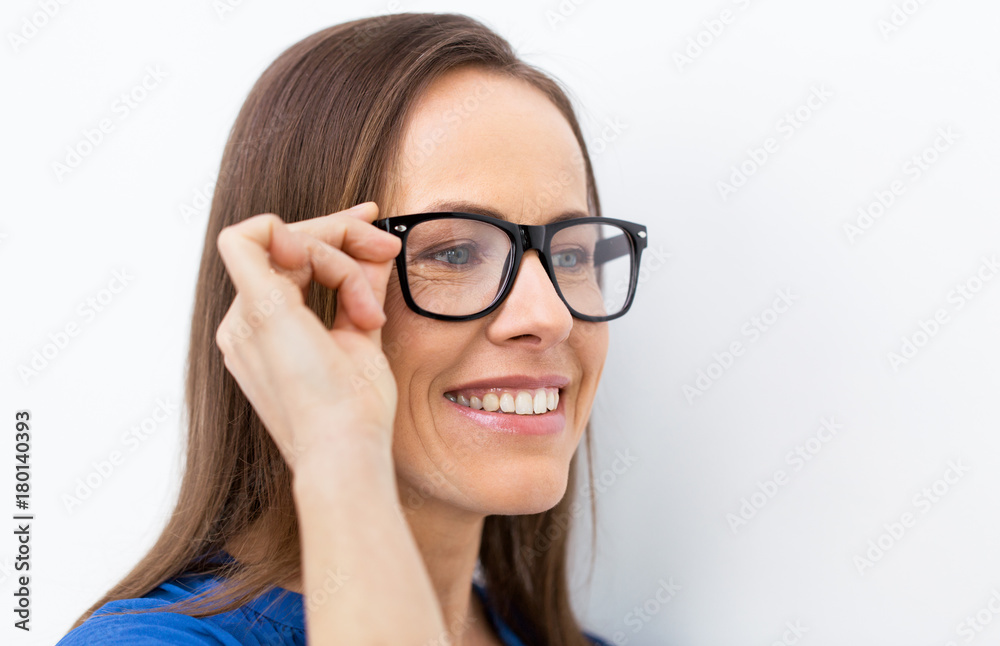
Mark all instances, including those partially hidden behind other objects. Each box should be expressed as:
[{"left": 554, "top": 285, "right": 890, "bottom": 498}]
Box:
[{"left": 216, "top": 66, "right": 607, "bottom": 645}]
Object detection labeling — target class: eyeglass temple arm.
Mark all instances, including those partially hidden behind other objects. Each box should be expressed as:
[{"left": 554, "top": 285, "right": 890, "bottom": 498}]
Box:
[{"left": 593, "top": 234, "right": 632, "bottom": 266}]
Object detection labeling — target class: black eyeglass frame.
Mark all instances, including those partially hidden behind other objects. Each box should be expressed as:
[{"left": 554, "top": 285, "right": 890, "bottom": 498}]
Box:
[{"left": 375, "top": 211, "right": 648, "bottom": 322}]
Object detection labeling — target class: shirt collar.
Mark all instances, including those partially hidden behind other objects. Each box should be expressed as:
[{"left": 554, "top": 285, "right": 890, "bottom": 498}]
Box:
[{"left": 198, "top": 551, "right": 523, "bottom": 643}]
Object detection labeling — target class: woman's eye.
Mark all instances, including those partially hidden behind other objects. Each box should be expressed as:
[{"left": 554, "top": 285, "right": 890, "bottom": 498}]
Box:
[
  {"left": 553, "top": 251, "right": 580, "bottom": 268},
  {"left": 432, "top": 246, "right": 471, "bottom": 265}
]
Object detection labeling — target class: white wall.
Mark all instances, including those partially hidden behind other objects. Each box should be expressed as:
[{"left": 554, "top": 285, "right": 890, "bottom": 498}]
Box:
[{"left": 4, "top": 1, "right": 999, "bottom": 645}]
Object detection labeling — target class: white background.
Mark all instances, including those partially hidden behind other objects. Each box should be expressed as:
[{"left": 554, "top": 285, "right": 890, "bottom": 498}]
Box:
[{"left": 3, "top": 1, "right": 1000, "bottom": 645}]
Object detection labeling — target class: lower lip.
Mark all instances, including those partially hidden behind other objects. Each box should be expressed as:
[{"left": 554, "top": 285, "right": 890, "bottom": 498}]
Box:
[{"left": 444, "top": 394, "right": 566, "bottom": 435}]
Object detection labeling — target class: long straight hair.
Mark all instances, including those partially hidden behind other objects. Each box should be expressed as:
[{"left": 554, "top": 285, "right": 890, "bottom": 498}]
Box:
[{"left": 70, "top": 13, "right": 603, "bottom": 645}]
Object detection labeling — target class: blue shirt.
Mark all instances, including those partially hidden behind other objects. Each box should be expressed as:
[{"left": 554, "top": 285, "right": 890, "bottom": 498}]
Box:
[{"left": 57, "top": 561, "right": 611, "bottom": 645}]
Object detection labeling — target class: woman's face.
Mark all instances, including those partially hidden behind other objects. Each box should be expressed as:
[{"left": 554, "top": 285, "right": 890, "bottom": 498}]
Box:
[{"left": 381, "top": 66, "right": 608, "bottom": 516}]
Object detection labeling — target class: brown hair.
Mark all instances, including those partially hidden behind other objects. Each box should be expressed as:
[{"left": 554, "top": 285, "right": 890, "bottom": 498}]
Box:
[{"left": 69, "top": 12, "right": 603, "bottom": 645}]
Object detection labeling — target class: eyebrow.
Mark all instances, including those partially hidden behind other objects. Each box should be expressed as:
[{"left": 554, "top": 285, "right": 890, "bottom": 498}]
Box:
[{"left": 421, "top": 199, "right": 592, "bottom": 223}]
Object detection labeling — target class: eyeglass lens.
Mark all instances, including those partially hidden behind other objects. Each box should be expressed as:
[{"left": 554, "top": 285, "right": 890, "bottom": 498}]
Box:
[{"left": 402, "top": 217, "right": 634, "bottom": 318}]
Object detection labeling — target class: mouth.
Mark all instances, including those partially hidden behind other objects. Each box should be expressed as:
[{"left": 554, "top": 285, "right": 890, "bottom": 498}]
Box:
[
  {"left": 441, "top": 376, "right": 569, "bottom": 435},
  {"left": 443, "top": 387, "right": 559, "bottom": 415}
]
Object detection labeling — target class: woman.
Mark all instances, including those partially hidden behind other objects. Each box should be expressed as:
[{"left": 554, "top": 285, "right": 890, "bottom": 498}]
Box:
[{"left": 58, "top": 12, "right": 647, "bottom": 645}]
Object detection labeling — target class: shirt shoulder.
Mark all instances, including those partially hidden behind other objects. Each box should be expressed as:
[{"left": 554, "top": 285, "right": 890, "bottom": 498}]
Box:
[
  {"left": 583, "top": 632, "right": 614, "bottom": 646},
  {"left": 57, "top": 572, "right": 305, "bottom": 646},
  {"left": 55, "top": 596, "right": 240, "bottom": 645}
]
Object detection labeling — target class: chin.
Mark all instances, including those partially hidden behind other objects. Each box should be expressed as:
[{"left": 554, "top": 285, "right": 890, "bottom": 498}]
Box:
[{"left": 465, "top": 456, "right": 572, "bottom": 516}]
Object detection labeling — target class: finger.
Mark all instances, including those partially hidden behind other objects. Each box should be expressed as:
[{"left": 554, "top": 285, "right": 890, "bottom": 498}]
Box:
[
  {"left": 287, "top": 202, "right": 400, "bottom": 263},
  {"left": 219, "top": 213, "right": 384, "bottom": 333},
  {"left": 338, "top": 203, "right": 396, "bottom": 312},
  {"left": 217, "top": 213, "right": 301, "bottom": 302},
  {"left": 355, "top": 256, "right": 395, "bottom": 318},
  {"left": 304, "top": 234, "right": 386, "bottom": 331},
  {"left": 360, "top": 257, "right": 395, "bottom": 347},
  {"left": 267, "top": 222, "right": 330, "bottom": 298}
]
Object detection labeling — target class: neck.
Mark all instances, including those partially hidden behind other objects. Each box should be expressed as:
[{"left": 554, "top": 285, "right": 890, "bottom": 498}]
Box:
[
  {"left": 231, "top": 483, "right": 493, "bottom": 644},
  {"left": 397, "top": 482, "right": 490, "bottom": 644}
]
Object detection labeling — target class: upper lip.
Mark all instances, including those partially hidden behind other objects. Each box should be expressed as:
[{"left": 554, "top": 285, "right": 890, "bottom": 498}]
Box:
[{"left": 444, "top": 374, "right": 571, "bottom": 392}]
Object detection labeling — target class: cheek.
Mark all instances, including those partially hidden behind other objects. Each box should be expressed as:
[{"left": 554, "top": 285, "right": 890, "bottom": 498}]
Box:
[
  {"left": 572, "top": 322, "right": 609, "bottom": 376},
  {"left": 380, "top": 282, "right": 467, "bottom": 414},
  {"left": 381, "top": 283, "right": 421, "bottom": 399},
  {"left": 381, "top": 298, "right": 437, "bottom": 473},
  {"left": 382, "top": 268, "right": 407, "bottom": 327}
]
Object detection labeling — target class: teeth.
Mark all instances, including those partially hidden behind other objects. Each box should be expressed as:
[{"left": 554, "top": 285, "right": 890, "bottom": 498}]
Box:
[
  {"left": 533, "top": 390, "right": 546, "bottom": 414},
  {"left": 445, "top": 387, "right": 561, "bottom": 415},
  {"left": 515, "top": 392, "right": 532, "bottom": 414}
]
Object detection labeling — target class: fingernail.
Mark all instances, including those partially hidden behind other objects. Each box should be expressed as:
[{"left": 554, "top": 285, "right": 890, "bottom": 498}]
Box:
[{"left": 348, "top": 202, "right": 371, "bottom": 212}]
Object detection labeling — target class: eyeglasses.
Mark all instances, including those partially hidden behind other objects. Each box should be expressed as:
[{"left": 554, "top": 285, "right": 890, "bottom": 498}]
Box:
[{"left": 374, "top": 211, "right": 648, "bottom": 322}]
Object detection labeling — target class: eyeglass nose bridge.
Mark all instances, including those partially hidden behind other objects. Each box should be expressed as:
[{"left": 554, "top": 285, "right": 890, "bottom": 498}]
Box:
[
  {"left": 505, "top": 224, "right": 568, "bottom": 311},
  {"left": 518, "top": 223, "right": 547, "bottom": 252}
]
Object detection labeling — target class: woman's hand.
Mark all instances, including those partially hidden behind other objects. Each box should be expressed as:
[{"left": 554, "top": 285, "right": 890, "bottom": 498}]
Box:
[
  {"left": 215, "top": 203, "right": 448, "bottom": 644},
  {"left": 213, "top": 202, "right": 402, "bottom": 472}
]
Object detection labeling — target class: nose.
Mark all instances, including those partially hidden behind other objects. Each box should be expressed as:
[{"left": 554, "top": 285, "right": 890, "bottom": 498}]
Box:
[{"left": 485, "top": 250, "right": 574, "bottom": 348}]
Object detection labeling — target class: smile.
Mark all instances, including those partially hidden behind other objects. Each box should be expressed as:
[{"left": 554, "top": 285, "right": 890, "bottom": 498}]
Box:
[{"left": 443, "top": 387, "right": 559, "bottom": 415}]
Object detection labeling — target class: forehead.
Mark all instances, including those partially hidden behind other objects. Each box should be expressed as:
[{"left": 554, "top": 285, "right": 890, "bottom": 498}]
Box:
[{"left": 390, "top": 66, "right": 589, "bottom": 225}]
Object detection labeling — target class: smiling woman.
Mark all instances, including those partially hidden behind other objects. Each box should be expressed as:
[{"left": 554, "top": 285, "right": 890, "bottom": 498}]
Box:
[{"left": 57, "top": 11, "right": 645, "bottom": 646}]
